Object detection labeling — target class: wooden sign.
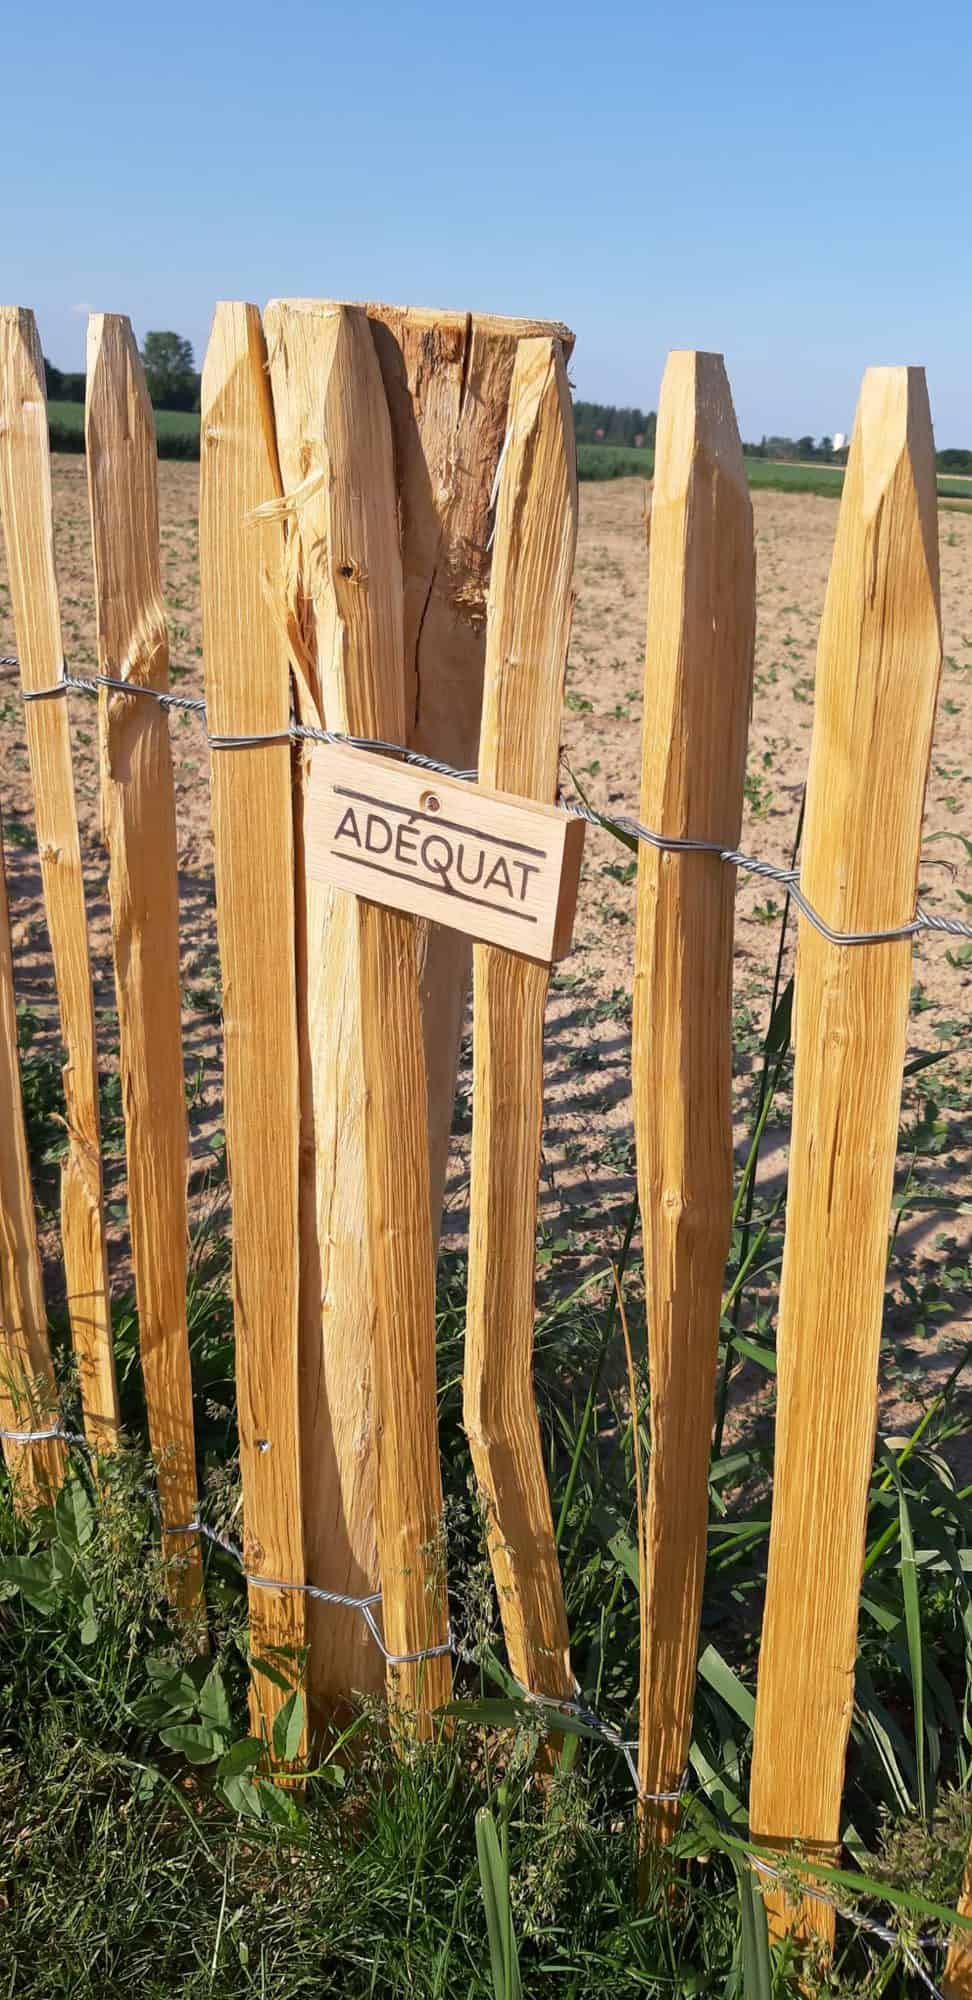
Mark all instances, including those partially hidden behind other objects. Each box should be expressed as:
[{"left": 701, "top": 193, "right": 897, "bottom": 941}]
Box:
[{"left": 303, "top": 742, "right": 585, "bottom": 963}]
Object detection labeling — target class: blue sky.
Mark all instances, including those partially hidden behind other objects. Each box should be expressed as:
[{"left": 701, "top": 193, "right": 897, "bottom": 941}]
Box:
[{"left": 3, "top": 0, "right": 969, "bottom": 442}]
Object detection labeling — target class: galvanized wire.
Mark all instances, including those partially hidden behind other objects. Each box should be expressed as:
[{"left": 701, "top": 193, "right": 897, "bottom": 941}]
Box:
[{"left": 6, "top": 659, "right": 970, "bottom": 947}]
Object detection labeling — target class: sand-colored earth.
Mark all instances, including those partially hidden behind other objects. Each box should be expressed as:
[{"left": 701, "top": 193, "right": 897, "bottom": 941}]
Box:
[{"left": 0, "top": 463, "right": 968, "bottom": 1437}]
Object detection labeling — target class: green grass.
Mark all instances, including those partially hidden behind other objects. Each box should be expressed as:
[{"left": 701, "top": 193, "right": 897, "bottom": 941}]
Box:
[
  {"left": 576, "top": 441, "right": 972, "bottom": 501},
  {"left": 2, "top": 853, "right": 971, "bottom": 1996},
  {"left": 47, "top": 399, "right": 200, "bottom": 460}
]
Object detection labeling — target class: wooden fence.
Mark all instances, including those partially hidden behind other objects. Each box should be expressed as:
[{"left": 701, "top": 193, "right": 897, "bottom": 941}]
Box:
[{"left": 0, "top": 299, "right": 969, "bottom": 1982}]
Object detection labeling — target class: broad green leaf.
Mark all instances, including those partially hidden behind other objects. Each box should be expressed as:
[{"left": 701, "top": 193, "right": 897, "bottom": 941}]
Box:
[
  {"left": 272, "top": 1690, "right": 305, "bottom": 1765},
  {"left": 217, "top": 1737, "right": 264, "bottom": 1779},
  {"left": 159, "top": 1722, "right": 227, "bottom": 1766},
  {"left": 199, "top": 1667, "right": 232, "bottom": 1735},
  {"left": 0, "top": 1553, "right": 57, "bottom": 1614},
  {"left": 697, "top": 1645, "right": 756, "bottom": 1728}
]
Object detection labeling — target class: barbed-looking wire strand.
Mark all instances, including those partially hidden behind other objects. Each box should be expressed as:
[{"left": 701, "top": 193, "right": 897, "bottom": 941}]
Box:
[{"left": 3, "top": 661, "right": 970, "bottom": 947}]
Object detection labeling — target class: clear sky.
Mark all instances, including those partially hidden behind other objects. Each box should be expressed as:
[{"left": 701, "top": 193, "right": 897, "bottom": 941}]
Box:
[{"left": 3, "top": 0, "right": 969, "bottom": 443}]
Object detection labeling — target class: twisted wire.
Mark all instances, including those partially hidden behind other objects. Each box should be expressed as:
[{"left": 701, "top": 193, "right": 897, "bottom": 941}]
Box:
[{"left": 4, "top": 660, "right": 970, "bottom": 947}]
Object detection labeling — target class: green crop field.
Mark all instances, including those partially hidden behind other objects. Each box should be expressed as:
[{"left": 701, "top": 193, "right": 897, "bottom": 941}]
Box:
[
  {"left": 576, "top": 439, "right": 972, "bottom": 501},
  {"left": 47, "top": 399, "right": 200, "bottom": 459}
]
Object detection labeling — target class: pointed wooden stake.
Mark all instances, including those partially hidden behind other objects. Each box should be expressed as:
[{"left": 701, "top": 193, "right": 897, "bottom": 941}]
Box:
[
  {"left": 464, "top": 336, "right": 576, "bottom": 1703},
  {"left": 0, "top": 306, "right": 119, "bottom": 1451},
  {"left": 0, "top": 818, "right": 65, "bottom": 1504},
  {"left": 267, "top": 300, "right": 450, "bottom": 1726},
  {"left": 85, "top": 314, "right": 204, "bottom": 1624},
  {"left": 200, "top": 304, "right": 305, "bottom": 1749},
  {"left": 633, "top": 351, "right": 755, "bottom": 1851},
  {"left": 749, "top": 368, "right": 942, "bottom": 1944}
]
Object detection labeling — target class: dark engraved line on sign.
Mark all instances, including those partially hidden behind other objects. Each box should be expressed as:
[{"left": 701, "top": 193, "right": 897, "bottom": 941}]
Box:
[
  {"left": 332, "top": 784, "right": 547, "bottom": 859},
  {"left": 329, "top": 850, "right": 540, "bottom": 924}
]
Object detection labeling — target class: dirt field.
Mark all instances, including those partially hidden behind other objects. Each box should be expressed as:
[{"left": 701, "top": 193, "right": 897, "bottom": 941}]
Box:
[{"left": 0, "top": 462, "right": 968, "bottom": 1432}]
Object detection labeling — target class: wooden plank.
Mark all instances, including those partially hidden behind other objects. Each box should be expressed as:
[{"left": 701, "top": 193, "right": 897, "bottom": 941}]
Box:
[
  {"left": 346, "top": 301, "right": 574, "bottom": 1235},
  {"left": 0, "top": 817, "right": 66, "bottom": 1504},
  {"left": 266, "top": 299, "right": 573, "bottom": 1719},
  {"left": 632, "top": 351, "right": 755, "bottom": 1846},
  {"left": 84, "top": 313, "right": 204, "bottom": 1620},
  {"left": 199, "top": 302, "right": 305, "bottom": 1748},
  {"left": 264, "top": 298, "right": 383, "bottom": 1719},
  {"left": 464, "top": 337, "right": 577, "bottom": 1703},
  {"left": 0, "top": 306, "right": 119, "bottom": 1451},
  {"left": 944, "top": 1861, "right": 972, "bottom": 1997},
  {"left": 303, "top": 739, "right": 584, "bottom": 962},
  {"left": 267, "top": 300, "right": 450, "bottom": 1723},
  {"left": 749, "top": 368, "right": 942, "bottom": 1944}
]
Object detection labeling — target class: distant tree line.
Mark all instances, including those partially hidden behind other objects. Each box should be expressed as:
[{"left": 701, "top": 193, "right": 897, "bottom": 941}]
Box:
[
  {"left": 573, "top": 401, "right": 657, "bottom": 448},
  {"left": 45, "top": 331, "right": 201, "bottom": 412},
  {"left": 41, "top": 345, "right": 972, "bottom": 474}
]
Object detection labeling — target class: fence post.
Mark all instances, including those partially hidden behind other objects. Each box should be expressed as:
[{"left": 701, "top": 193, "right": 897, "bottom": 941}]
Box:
[
  {"left": 264, "top": 298, "right": 383, "bottom": 1720},
  {"left": 0, "top": 819, "right": 65, "bottom": 1503},
  {"left": 85, "top": 314, "right": 204, "bottom": 1623},
  {"left": 199, "top": 303, "right": 305, "bottom": 1750},
  {"left": 464, "top": 336, "right": 576, "bottom": 1703},
  {"left": 364, "top": 305, "right": 575, "bottom": 1237},
  {"left": 0, "top": 306, "right": 119, "bottom": 1451},
  {"left": 749, "top": 367, "right": 942, "bottom": 1943},
  {"left": 633, "top": 351, "right": 755, "bottom": 1849},
  {"left": 268, "top": 300, "right": 451, "bottom": 1726}
]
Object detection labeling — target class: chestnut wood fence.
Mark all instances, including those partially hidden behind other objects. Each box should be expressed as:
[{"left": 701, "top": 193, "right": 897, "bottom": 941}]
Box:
[{"left": 0, "top": 298, "right": 970, "bottom": 1987}]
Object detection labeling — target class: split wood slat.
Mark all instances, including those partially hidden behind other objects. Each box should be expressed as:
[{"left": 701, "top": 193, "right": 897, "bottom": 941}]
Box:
[
  {"left": 464, "top": 337, "right": 577, "bottom": 1702},
  {"left": 944, "top": 1859, "right": 972, "bottom": 1997},
  {"left": 632, "top": 351, "right": 755, "bottom": 1847},
  {"left": 266, "top": 298, "right": 573, "bottom": 1720},
  {"left": 199, "top": 302, "right": 305, "bottom": 1748},
  {"left": 0, "top": 818, "right": 65, "bottom": 1504},
  {"left": 264, "top": 297, "right": 383, "bottom": 1718},
  {"left": 85, "top": 314, "right": 204, "bottom": 1622},
  {"left": 363, "top": 305, "right": 575, "bottom": 1237},
  {"left": 749, "top": 367, "right": 942, "bottom": 1945},
  {"left": 268, "top": 300, "right": 450, "bottom": 1723},
  {"left": 0, "top": 305, "right": 119, "bottom": 1451}
]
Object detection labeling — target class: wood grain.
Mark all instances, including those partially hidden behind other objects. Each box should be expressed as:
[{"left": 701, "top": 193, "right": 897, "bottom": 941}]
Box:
[
  {"left": 199, "top": 302, "right": 305, "bottom": 1748},
  {"left": 0, "top": 817, "right": 65, "bottom": 1503},
  {"left": 264, "top": 298, "right": 383, "bottom": 1717},
  {"left": 632, "top": 352, "right": 755, "bottom": 1845},
  {"left": 303, "top": 740, "right": 584, "bottom": 962},
  {"left": 749, "top": 368, "right": 942, "bottom": 1943},
  {"left": 0, "top": 305, "right": 119, "bottom": 1450},
  {"left": 268, "top": 300, "right": 450, "bottom": 1723},
  {"left": 464, "top": 337, "right": 577, "bottom": 1702},
  {"left": 944, "top": 1858, "right": 972, "bottom": 1997},
  {"left": 339, "top": 301, "right": 573, "bottom": 1236},
  {"left": 85, "top": 314, "right": 204, "bottom": 1620}
]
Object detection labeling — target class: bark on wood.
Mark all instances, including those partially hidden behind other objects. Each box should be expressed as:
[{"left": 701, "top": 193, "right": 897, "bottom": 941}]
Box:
[
  {"left": 199, "top": 302, "right": 305, "bottom": 1748},
  {"left": 464, "top": 337, "right": 577, "bottom": 1702},
  {"left": 0, "top": 306, "right": 118, "bottom": 1450},
  {"left": 749, "top": 368, "right": 942, "bottom": 1944},
  {"left": 633, "top": 352, "right": 754, "bottom": 1847}
]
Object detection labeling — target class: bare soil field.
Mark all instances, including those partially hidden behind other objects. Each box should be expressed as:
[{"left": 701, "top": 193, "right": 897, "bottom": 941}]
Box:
[{"left": 0, "top": 462, "right": 968, "bottom": 1439}]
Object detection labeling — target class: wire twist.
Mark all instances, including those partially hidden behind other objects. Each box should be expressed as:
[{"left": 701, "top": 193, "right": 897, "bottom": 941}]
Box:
[{"left": 4, "top": 660, "right": 970, "bottom": 948}]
